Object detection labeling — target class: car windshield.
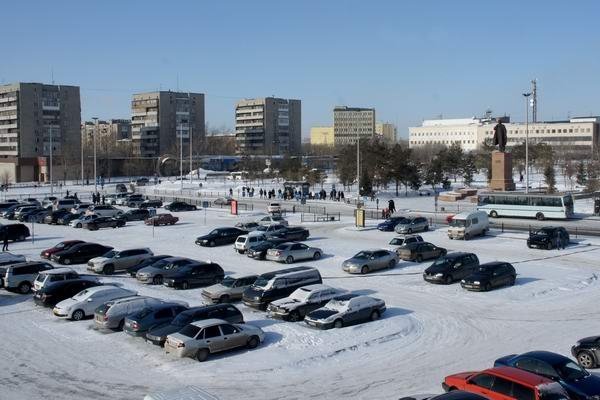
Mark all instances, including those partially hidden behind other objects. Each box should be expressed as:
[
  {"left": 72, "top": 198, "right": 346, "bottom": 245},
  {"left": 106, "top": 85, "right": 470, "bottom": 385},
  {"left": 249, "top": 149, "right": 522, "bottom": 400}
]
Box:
[
  {"left": 171, "top": 314, "right": 193, "bottom": 327},
  {"left": 535, "top": 228, "right": 553, "bottom": 236},
  {"left": 163, "top": 263, "right": 182, "bottom": 271},
  {"left": 220, "top": 276, "right": 236, "bottom": 287},
  {"left": 477, "top": 265, "right": 496, "bottom": 273},
  {"left": 208, "top": 229, "right": 220, "bottom": 235},
  {"left": 102, "top": 250, "right": 118, "bottom": 258},
  {"left": 289, "top": 288, "right": 312, "bottom": 302},
  {"left": 56, "top": 242, "right": 67, "bottom": 249},
  {"left": 179, "top": 324, "right": 201, "bottom": 338},
  {"left": 431, "top": 258, "right": 451, "bottom": 267},
  {"left": 256, "top": 226, "right": 268, "bottom": 232},
  {"left": 34, "top": 274, "right": 46, "bottom": 283},
  {"left": 236, "top": 237, "right": 246, "bottom": 243},
  {"left": 450, "top": 219, "right": 467, "bottom": 227},
  {"left": 537, "top": 382, "right": 571, "bottom": 400},
  {"left": 353, "top": 251, "right": 372, "bottom": 259},
  {"left": 324, "top": 299, "right": 350, "bottom": 312},
  {"left": 253, "top": 276, "right": 270, "bottom": 288},
  {"left": 555, "top": 360, "right": 588, "bottom": 380},
  {"left": 135, "top": 307, "right": 153, "bottom": 319}
]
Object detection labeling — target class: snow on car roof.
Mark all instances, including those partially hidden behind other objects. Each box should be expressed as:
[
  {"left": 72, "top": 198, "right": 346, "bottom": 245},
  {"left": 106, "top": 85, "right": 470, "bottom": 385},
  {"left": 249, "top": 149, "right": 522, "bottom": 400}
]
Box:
[{"left": 41, "top": 267, "right": 76, "bottom": 275}]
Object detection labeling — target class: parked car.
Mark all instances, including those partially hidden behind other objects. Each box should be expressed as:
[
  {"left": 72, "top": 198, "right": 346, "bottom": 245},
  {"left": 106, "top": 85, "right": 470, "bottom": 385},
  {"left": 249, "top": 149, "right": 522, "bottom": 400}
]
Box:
[
  {"left": 397, "top": 242, "right": 446, "bottom": 262},
  {"left": 395, "top": 216, "right": 429, "bottom": 234},
  {"left": 242, "top": 266, "right": 322, "bottom": 310},
  {"left": 0, "top": 223, "right": 30, "bottom": 242},
  {"left": 44, "top": 209, "right": 71, "bottom": 224},
  {"left": 87, "top": 248, "right": 153, "bottom": 275},
  {"left": 109, "top": 193, "right": 128, "bottom": 205},
  {"left": 127, "top": 255, "right": 172, "bottom": 277},
  {"left": 266, "top": 242, "right": 323, "bottom": 263},
  {"left": 40, "top": 240, "right": 85, "bottom": 259},
  {"left": 33, "top": 267, "right": 94, "bottom": 292},
  {"left": 124, "top": 302, "right": 188, "bottom": 337},
  {"left": 255, "top": 224, "right": 288, "bottom": 238},
  {"left": 235, "top": 221, "right": 260, "bottom": 231},
  {"left": 267, "top": 202, "right": 282, "bottom": 213},
  {"left": 1, "top": 203, "right": 29, "bottom": 218},
  {"left": 0, "top": 253, "right": 27, "bottom": 286},
  {"left": 258, "top": 215, "right": 288, "bottom": 226},
  {"left": 33, "top": 279, "right": 102, "bottom": 307},
  {"left": 267, "top": 284, "right": 347, "bottom": 321},
  {"left": 195, "top": 227, "right": 248, "bottom": 247},
  {"left": 145, "top": 213, "right": 178, "bottom": 226},
  {"left": 399, "top": 392, "right": 490, "bottom": 400},
  {"left": 17, "top": 207, "right": 44, "bottom": 222},
  {"left": 12, "top": 205, "right": 39, "bottom": 220},
  {"left": 423, "top": 252, "right": 480, "bottom": 284},
  {"left": 56, "top": 213, "right": 80, "bottom": 225},
  {"left": 85, "top": 204, "right": 123, "bottom": 218},
  {"left": 69, "top": 214, "right": 99, "bottom": 228},
  {"left": 165, "top": 201, "right": 197, "bottom": 212},
  {"left": 461, "top": 262, "right": 516, "bottom": 291},
  {"left": 495, "top": 351, "right": 600, "bottom": 400},
  {"left": 94, "top": 296, "right": 162, "bottom": 330},
  {"left": 121, "top": 208, "right": 150, "bottom": 221},
  {"left": 24, "top": 209, "right": 51, "bottom": 223},
  {"left": 51, "top": 242, "right": 114, "bottom": 265},
  {"left": 527, "top": 227, "right": 570, "bottom": 250},
  {"left": 139, "top": 199, "right": 163, "bottom": 209},
  {"left": 442, "top": 366, "right": 570, "bottom": 400},
  {"left": 53, "top": 286, "right": 137, "bottom": 321},
  {"left": 448, "top": 211, "right": 489, "bottom": 240},
  {"left": 246, "top": 239, "right": 288, "bottom": 260},
  {"left": 304, "top": 294, "right": 386, "bottom": 329},
  {"left": 125, "top": 194, "right": 145, "bottom": 208},
  {"left": 201, "top": 274, "right": 259, "bottom": 303},
  {"left": 572, "top": 336, "right": 600, "bottom": 369},
  {"left": 54, "top": 198, "right": 78, "bottom": 211},
  {"left": 83, "top": 216, "right": 126, "bottom": 230},
  {"left": 234, "top": 232, "right": 268, "bottom": 253},
  {"left": 115, "top": 183, "right": 128, "bottom": 193},
  {"left": 270, "top": 226, "right": 310, "bottom": 241},
  {"left": 136, "top": 257, "right": 198, "bottom": 285},
  {"left": 3, "top": 261, "right": 53, "bottom": 294},
  {"left": 377, "top": 216, "right": 410, "bottom": 232},
  {"left": 41, "top": 196, "right": 57, "bottom": 208},
  {"left": 164, "top": 319, "right": 265, "bottom": 362},
  {"left": 342, "top": 249, "right": 398, "bottom": 274},
  {"left": 214, "top": 197, "right": 232, "bottom": 206},
  {"left": 71, "top": 203, "right": 92, "bottom": 215},
  {"left": 146, "top": 304, "right": 244, "bottom": 346},
  {"left": 389, "top": 235, "right": 424, "bottom": 252},
  {"left": 163, "top": 262, "right": 225, "bottom": 290}
]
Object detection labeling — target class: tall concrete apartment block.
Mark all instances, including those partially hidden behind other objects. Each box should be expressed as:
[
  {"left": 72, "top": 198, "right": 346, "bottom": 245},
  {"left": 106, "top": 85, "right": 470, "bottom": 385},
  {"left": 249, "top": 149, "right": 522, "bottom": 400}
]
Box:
[
  {"left": 130, "top": 91, "right": 205, "bottom": 158},
  {"left": 235, "top": 97, "right": 301, "bottom": 155},
  {"left": 0, "top": 82, "right": 81, "bottom": 182},
  {"left": 333, "top": 106, "right": 376, "bottom": 145}
]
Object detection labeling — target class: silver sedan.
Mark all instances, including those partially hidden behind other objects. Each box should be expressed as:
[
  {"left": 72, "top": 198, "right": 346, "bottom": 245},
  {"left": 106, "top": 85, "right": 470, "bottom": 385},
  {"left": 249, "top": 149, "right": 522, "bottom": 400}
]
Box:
[
  {"left": 342, "top": 249, "right": 398, "bottom": 274},
  {"left": 266, "top": 242, "right": 322, "bottom": 264}
]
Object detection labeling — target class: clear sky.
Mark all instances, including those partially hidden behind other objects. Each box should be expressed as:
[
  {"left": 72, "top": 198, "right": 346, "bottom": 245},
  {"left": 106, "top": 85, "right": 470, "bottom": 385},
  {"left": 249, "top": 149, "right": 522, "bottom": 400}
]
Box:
[{"left": 2, "top": 1, "right": 600, "bottom": 139}]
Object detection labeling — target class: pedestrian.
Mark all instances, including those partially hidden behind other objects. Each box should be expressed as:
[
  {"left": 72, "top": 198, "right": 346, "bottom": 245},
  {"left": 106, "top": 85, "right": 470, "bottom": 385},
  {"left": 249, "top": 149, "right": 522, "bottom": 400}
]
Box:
[
  {"left": 2, "top": 229, "right": 8, "bottom": 252},
  {"left": 519, "top": 173, "right": 524, "bottom": 183},
  {"left": 66, "top": 190, "right": 70, "bottom": 197},
  {"left": 388, "top": 199, "right": 396, "bottom": 214},
  {"left": 101, "top": 195, "right": 106, "bottom": 205},
  {"left": 555, "top": 232, "right": 562, "bottom": 250}
]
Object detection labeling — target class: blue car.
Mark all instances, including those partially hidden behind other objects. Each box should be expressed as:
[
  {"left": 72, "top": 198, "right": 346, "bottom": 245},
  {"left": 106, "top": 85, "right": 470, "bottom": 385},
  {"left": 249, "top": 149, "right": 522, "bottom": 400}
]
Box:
[
  {"left": 377, "top": 216, "right": 409, "bottom": 232},
  {"left": 494, "top": 350, "right": 600, "bottom": 400}
]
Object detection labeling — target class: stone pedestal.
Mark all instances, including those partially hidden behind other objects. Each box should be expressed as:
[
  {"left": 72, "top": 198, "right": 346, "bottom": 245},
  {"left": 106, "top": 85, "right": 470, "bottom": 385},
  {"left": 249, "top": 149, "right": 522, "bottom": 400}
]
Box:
[{"left": 490, "top": 151, "right": 515, "bottom": 191}]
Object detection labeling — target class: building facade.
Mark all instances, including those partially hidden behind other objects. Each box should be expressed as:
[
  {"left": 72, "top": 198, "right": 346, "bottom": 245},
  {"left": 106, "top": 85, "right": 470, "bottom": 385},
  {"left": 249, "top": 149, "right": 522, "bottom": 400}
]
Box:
[
  {"left": 130, "top": 91, "right": 205, "bottom": 158},
  {"left": 82, "top": 119, "right": 131, "bottom": 142},
  {"left": 409, "top": 116, "right": 599, "bottom": 158},
  {"left": 333, "top": 106, "right": 375, "bottom": 146},
  {"left": 375, "top": 122, "right": 397, "bottom": 143},
  {"left": 0, "top": 82, "right": 81, "bottom": 182},
  {"left": 310, "top": 126, "right": 334, "bottom": 146},
  {"left": 235, "top": 97, "right": 301, "bottom": 156}
]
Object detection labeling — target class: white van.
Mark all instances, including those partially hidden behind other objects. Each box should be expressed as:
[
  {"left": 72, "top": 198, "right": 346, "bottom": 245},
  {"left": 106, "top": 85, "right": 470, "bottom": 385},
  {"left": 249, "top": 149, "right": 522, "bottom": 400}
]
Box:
[
  {"left": 234, "top": 232, "right": 268, "bottom": 253},
  {"left": 447, "top": 210, "right": 489, "bottom": 240},
  {"left": 54, "top": 199, "right": 77, "bottom": 211}
]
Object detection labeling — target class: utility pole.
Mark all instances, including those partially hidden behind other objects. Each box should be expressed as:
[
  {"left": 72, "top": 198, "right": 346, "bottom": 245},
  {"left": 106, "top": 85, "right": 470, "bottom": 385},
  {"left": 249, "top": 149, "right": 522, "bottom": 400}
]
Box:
[
  {"left": 179, "top": 123, "right": 183, "bottom": 191},
  {"left": 92, "top": 117, "right": 98, "bottom": 193},
  {"left": 80, "top": 125, "right": 84, "bottom": 185},
  {"left": 189, "top": 125, "right": 193, "bottom": 185},
  {"left": 356, "top": 129, "right": 360, "bottom": 195},
  {"left": 531, "top": 79, "right": 537, "bottom": 123},
  {"left": 523, "top": 92, "right": 532, "bottom": 193},
  {"left": 49, "top": 126, "right": 54, "bottom": 196}
]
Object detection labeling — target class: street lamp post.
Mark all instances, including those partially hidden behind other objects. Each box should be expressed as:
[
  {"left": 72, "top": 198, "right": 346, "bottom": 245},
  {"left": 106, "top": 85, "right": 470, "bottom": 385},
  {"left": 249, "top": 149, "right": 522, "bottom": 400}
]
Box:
[
  {"left": 92, "top": 117, "right": 98, "bottom": 192},
  {"left": 189, "top": 126, "right": 193, "bottom": 185},
  {"left": 49, "top": 127, "right": 54, "bottom": 196},
  {"left": 179, "top": 123, "right": 183, "bottom": 191},
  {"left": 522, "top": 92, "right": 532, "bottom": 193},
  {"left": 356, "top": 130, "right": 360, "bottom": 196},
  {"left": 80, "top": 126, "right": 84, "bottom": 185}
]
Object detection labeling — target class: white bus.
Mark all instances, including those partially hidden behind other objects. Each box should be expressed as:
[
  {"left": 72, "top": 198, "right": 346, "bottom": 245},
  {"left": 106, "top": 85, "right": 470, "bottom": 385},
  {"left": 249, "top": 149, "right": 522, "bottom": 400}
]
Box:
[{"left": 476, "top": 192, "right": 574, "bottom": 220}]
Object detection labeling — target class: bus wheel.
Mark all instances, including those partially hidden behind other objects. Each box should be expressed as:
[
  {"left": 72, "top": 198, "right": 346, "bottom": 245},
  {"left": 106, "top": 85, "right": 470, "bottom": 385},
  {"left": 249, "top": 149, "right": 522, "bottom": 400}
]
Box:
[
  {"left": 536, "top": 212, "right": 545, "bottom": 221},
  {"left": 490, "top": 211, "right": 498, "bottom": 218}
]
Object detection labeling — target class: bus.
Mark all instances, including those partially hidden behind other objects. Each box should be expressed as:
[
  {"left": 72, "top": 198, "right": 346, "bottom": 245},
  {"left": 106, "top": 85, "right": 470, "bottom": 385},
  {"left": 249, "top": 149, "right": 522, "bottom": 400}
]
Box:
[{"left": 476, "top": 192, "right": 574, "bottom": 220}]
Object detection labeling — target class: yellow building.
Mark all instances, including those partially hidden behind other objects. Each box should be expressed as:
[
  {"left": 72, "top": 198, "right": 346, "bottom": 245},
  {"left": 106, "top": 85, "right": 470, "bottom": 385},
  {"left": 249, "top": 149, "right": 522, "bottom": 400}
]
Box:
[{"left": 310, "top": 126, "right": 334, "bottom": 146}]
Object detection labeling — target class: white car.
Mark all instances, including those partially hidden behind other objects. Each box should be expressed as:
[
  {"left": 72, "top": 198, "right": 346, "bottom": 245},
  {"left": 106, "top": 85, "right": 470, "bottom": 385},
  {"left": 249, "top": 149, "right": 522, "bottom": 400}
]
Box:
[
  {"left": 258, "top": 215, "right": 289, "bottom": 226},
  {"left": 267, "top": 284, "right": 348, "bottom": 321},
  {"left": 267, "top": 202, "right": 282, "bottom": 213},
  {"left": 304, "top": 294, "right": 386, "bottom": 329},
  {"left": 69, "top": 214, "right": 99, "bottom": 228},
  {"left": 53, "top": 286, "right": 137, "bottom": 321},
  {"left": 85, "top": 205, "right": 123, "bottom": 218}
]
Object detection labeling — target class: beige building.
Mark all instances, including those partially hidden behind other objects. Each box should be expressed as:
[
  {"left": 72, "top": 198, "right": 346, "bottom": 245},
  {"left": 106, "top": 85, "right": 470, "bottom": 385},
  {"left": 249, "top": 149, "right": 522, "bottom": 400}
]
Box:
[
  {"left": 333, "top": 106, "right": 375, "bottom": 145},
  {"left": 376, "top": 122, "right": 397, "bottom": 143},
  {"left": 0, "top": 82, "right": 81, "bottom": 182},
  {"left": 310, "top": 126, "right": 334, "bottom": 146},
  {"left": 409, "top": 116, "right": 600, "bottom": 158},
  {"left": 82, "top": 119, "right": 131, "bottom": 142},
  {"left": 235, "top": 97, "right": 301, "bottom": 155},
  {"left": 131, "top": 91, "right": 205, "bottom": 158}
]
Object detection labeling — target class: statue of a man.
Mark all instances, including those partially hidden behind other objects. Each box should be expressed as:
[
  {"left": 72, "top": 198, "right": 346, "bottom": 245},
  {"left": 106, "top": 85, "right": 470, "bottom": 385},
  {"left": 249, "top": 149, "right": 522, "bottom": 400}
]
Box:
[{"left": 493, "top": 119, "right": 507, "bottom": 152}]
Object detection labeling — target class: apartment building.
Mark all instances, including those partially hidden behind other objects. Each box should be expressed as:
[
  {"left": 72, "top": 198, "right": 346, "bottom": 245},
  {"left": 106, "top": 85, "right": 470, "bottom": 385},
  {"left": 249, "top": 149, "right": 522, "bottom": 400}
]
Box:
[
  {"left": 82, "top": 119, "right": 131, "bottom": 142},
  {"left": 310, "top": 126, "right": 334, "bottom": 146},
  {"left": 235, "top": 97, "right": 301, "bottom": 155},
  {"left": 375, "top": 122, "right": 397, "bottom": 143},
  {"left": 130, "top": 91, "right": 205, "bottom": 158},
  {"left": 0, "top": 82, "right": 81, "bottom": 182},
  {"left": 333, "top": 106, "right": 375, "bottom": 145}
]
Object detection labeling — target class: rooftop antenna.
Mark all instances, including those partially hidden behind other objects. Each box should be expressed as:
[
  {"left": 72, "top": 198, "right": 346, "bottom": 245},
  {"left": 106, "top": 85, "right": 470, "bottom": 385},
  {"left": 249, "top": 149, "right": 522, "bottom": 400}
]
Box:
[
  {"left": 531, "top": 79, "right": 537, "bottom": 122},
  {"left": 51, "top": 67, "right": 54, "bottom": 85}
]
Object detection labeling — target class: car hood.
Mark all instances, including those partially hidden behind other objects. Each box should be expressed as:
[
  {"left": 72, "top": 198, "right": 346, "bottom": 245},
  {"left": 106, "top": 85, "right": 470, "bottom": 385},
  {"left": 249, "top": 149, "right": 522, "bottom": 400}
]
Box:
[
  {"left": 562, "top": 373, "right": 600, "bottom": 396},
  {"left": 44, "top": 247, "right": 63, "bottom": 255},
  {"left": 54, "top": 297, "right": 79, "bottom": 310},
  {"left": 244, "top": 286, "right": 263, "bottom": 298},
  {"left": 464, "top": 272, "right": 491, "bottom": 282},
  {"left": 307, "top": 309, "right": 339, "bottom": 320},
  {"left": 147, "top": 323, "right": 181, "bottom": 339},
  {"left": 90, "top": 257, "right": 109, "bottom": 264},
  {"left": 203, "top": 283, "right": 228, "bottom": 294},
  {"left": 577, "top": 336, "right": 600, "bottom": 344},
  {"left": 270, "top": 298, "right": 300, "bottom": 309},
  {"left": 196, "top": 234, "right": 215, "bottom": 241},
  {"left": 343, "top": 257, "right": 368, "bottom": 265},
  {"left": 425, "top": 265, "right": 450, "bottom": 274},
  {"left": 137, "top": 266, "right": 164, "bottom": 275}
]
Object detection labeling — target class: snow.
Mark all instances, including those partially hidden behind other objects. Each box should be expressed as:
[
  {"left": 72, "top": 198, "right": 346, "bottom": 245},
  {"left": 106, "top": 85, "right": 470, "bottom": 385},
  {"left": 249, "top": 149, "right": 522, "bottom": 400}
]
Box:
[{"left": 0, "top": 183, "right": 600, "bottom": 399}]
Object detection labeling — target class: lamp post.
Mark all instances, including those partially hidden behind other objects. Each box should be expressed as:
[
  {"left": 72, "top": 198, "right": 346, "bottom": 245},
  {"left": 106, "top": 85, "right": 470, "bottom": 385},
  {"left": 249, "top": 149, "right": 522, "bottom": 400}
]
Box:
[
  {"left": 49, "top": 126, "right": 54, "bottom": 196},
  {"left": 189, "top": 125, "right": 193, "bottom": 185},
  {"left": 92, "top": 117, "right": 98, "bottom": 192},
  {"left": 356, "top": 130, "right": 360, "bottom": 196},
  {"left": 80, "top": 125, "right": 84, "bottom": 185},
  {"left": 179, "top": 123, "right": 183, "bottom": 191},
  {"left": 522, "top": 92, "right": 532, "bottom": 193}
]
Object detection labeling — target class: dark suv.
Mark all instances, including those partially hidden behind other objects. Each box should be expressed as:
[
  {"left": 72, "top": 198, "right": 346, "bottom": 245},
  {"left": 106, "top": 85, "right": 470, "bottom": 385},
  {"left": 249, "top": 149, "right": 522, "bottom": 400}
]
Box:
[
  {"left": 461, "top": 262, "right": 516, "bottom": 291},
  {"left": 195, "top": 227, "right": 247, "bottom": 247},
  {"left": 527, "top": 226, "right": 569, "bottom": 250},
  {"left": 163, "top": 262, "right": 225, "bottom": 290},
  {"left": 423, "top": 252, "right": 480, "bottom": 284},
  {"left": 0, "top": 224, "right": 30, "bottom": 242},
  {"left": 271, "top": 226, "right": 310, "bottom": 241}
]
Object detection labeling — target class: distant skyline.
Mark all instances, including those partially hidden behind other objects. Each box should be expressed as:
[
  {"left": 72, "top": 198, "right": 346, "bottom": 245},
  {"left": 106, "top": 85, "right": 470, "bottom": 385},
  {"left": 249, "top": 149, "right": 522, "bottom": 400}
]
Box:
[{"left": 2, "top": 1, "right": 600, "bottom": 139}]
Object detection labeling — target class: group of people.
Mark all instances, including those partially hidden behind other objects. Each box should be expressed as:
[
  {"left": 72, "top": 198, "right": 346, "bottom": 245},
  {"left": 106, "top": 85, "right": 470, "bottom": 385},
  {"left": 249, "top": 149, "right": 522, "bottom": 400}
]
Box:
[
  {"left": 381, "top": 199, "right": 396, "bottom": 219},
  {"left": 91, "top": 192, "right": 105, "bottom": 205}
]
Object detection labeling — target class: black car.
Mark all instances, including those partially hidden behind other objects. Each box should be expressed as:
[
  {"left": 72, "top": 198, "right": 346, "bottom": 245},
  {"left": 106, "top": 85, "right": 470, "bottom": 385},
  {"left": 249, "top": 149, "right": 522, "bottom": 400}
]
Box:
[
  {"left": 124, "top": 303, "right": 188, "bottom": 337},
  {"left": 195, "top": 227, "right": 248, "bottom": 247},
  {"left": 145, "top": 304, "right": 244, "bottom": 346},
  {"left": 121, "top": 209, "right": 150, "bottom": 221},
  {"left": 495, "top": 350, "right": 600, "bottom": 400},
  {"left": 271, "top": 226, "right": 310, "bottom": 241},
  {"left": 572, "top": 336, "right": 600, "bottom": 369},
  {"left": 17, "top": 208, "right": 44, "bottom": 222},
  {"left": 460, "top": 261, "right": 516, "bottom": 291},
  {"left": 85, "top": 216, "right": 126, "bottom": 230},
  {"left": 165, "top": 201, "right": 197, "bottom": 212},
  {"left": 246, "top": 239, "right": 288, "bottom": 260},
  {"left": 423, "top": 252, "right": 480, "bottom": 284},
  {"left": 127, "top": 254, "right": 172, "bottom": 277},
  {"left": 33, "top": 279, "right": 102, "bottom": 307},
  {"left": 44, "top": 209, "right": 71, "bottom": 224},
  {"left": 51, "top": 242, "right": 114, "bottom": 265},
  {"left": 377, "top": 216, "right": 409, "bottom": 232},
  {"left": 0, "top": 224, "right": 30, "bottom": 242},
  {"left": 139, "top": 200, "right": 163, "bottom": 209},
  {"left": 163, "top": 262, "right": 225, "bottom": 290},
  {"left": 57, "top": 213, "right": 80, "bottom": 225},
  {"left": 527, "top": 226, "right": 570, "bottom": 250}
]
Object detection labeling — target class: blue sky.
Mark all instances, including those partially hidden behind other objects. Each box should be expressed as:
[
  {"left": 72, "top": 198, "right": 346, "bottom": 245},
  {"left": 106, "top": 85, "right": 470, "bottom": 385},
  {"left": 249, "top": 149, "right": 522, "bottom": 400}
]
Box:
[{"left": 2, "top": 1, "right": 600, "bottom": 139}]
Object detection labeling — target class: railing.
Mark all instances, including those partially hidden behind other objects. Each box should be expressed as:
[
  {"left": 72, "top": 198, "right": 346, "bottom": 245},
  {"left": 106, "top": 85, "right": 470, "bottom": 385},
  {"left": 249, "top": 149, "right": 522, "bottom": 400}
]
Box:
[{"left": 301, "top": 212, "right": 340, "bottom": 222}]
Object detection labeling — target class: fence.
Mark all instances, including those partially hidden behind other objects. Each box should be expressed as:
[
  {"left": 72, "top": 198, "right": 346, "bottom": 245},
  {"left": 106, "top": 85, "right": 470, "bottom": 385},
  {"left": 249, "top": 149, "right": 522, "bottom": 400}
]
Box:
[{"left": 301, "top": 212, "right": 341, "bottom": 223}]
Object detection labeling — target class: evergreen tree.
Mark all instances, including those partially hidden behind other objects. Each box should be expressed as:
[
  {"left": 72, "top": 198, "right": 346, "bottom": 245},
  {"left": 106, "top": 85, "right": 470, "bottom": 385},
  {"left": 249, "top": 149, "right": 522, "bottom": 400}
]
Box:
[
  {"left": 359, "top": 172, "right": 373, "bottom": 196},
  {"left": 462, "top": 153, "right": 478, "bottom": 186},
  {"left": 408, "top": 161, "right": 422, "bottom": 192},
  {"left": 576, "top": 160, "right": 587, "bottom": 186},
  {"left": 543, "top": 164, "right": 556, "bottom": 193},
  {"left": 424, "top": 157, "right": 444, "bottom": 190}
]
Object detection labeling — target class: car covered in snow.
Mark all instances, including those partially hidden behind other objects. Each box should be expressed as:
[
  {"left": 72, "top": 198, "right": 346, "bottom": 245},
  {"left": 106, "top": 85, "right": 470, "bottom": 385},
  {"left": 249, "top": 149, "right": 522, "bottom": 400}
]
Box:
[
  {"left": 258, "top": 215, "right": 288, "bottom": 226},
  {"left": 267, "top": 284, "right": 347, "bottom": 321},
  {"left": 304, "top": 294, "right": 386, "bottom": 329},
  {"left": 342, "top": 249, "right": 398, "bottom": 274},
  {"left": 53, "top": 285, "right": 136, "bottom": 321},
  {"left": 201, "top": 274, "right": 259, "bottom": 304}
]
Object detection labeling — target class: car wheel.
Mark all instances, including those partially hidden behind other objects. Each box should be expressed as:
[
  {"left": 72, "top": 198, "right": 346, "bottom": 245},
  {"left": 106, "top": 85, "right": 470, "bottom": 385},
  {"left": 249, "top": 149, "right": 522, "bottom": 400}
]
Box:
[
  {"left": 18, "top": 235, "right": 25, "bottom": 241},
  {"left": 289, "top": 311, "right": 301, "bottom": 322},
  {"left": 361, "top": 265, "right": 369, "bottom": 274},
  {"left": 334, "top": 319, "right": 344, "bottom": 329},
  {"left": 464, "top": 233, "right": 470, "bottom": 240},
  {"left": 388, "top": 260, "right": 395, "bottom": 269},
  {"left": 370, "top": 310, "right": 380, "bottom": 321},
  {"left": 219, "top": 294, "right": 230, "bottom": 303},
  {"left": 118, "top": 319, "right": 125, "bottom": 330},
  {"left": 71, "top": 309, "right": 85, "bottom": 321},
  {"left": 416, "top": 255, "right": 423, "bottom": 263},
  {"left": 209, "top": 240, "right": 216, "bottom": 247},
  {"left": 424, "top": 225, "right": 429, "bottom": 232},
  {"left": 546, "top": 242, "right": 553, "bottom": 250},
  {"left": 445, "top": 275, "right": 453, "bottom": 285},
  {"left": 536, "top": 212, "right": 545, "bottom": 221},
  {"left": 484, "top": 283, "right": 492, "bottom": 292},
  {"left": 153, "top": 275, "right": 163, "bottom": 285},
  {"left": 181, "top": 281, "right": 189, "bottom": 290},
  {"left": 63, "top": 258, "right": 71, "bottom": 265},
  {"left": 510, "top": 275, "right": 516, "bottom": 286},
  {"left": 103, "top": 265, "right": 114, "bottom": 275},
  {"left": 407, "top": 228, "right": 413, "bottom": 234},
  {"left": 76, "top": 223, "right": 82, "bottom": 228},
  {"left": 313, "top": 252, "right": 321, "bottom": 260},
  {"left": 577, "top": 351, "right": 596, "bottom": 369},
  {"left": 18, "top": 281, "right": 31, "bottom": 294},
  {"left": 286, "top": 256, "right": 294, "bottom": 264},
  {"left": 490, "top": 210, "right": 499, "bottom": 218},
  {"left": 247, "top": 335, "right": 260, "bottom": 349},
  {"left": 196, "top": 348, "right": 209, "bottom": 362}
]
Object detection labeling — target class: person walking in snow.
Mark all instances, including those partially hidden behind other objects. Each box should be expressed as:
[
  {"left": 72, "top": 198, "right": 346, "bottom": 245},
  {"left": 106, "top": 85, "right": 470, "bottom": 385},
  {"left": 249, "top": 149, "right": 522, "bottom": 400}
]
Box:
[{"left": 388, "top": 199, "right": 396, "bottom": 214}]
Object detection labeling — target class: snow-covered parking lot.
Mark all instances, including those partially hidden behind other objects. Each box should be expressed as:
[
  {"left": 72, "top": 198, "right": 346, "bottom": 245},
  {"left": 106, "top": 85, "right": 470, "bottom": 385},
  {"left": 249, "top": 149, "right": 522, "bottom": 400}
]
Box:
[{"left": 1, "top": 206, "right": 600, "bottom": 400}]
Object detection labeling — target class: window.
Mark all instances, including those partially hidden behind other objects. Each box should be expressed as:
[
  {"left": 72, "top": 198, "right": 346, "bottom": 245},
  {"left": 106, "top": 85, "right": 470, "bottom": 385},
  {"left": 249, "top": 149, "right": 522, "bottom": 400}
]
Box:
[
  {"left": 203, "top": 325, "right": 221, "bottom": 339},
  {"left": 155, "top": 308, "right": 173, "bottom": 319},
  {"left": 220, "top": 324, "right": 239, "bottom": 335},
  {"left": 512, "top": 383, "right": 535, "bottom": 400},
  {"left": 470, "top": 373, "right": 494, "bottom": 389},
  {"left": 491, "top": 377, "right": 513, "bottom": 396}
]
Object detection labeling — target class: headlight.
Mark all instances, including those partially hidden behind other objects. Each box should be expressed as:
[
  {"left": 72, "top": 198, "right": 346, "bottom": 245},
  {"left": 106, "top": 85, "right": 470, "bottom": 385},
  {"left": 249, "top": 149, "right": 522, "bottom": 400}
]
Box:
[
  {"left": 473, "top": 281, "right": 480, "bottom": 285},
  {"left": 435, "top": 273, "right": 444, "bottom": 277},
  {"left": 461, "top": 279, "right": 465, "bottom": 283}
]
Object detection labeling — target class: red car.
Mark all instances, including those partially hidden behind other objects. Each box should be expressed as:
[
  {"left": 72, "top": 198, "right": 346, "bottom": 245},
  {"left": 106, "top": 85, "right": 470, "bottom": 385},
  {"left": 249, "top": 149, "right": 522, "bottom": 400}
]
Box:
[
  {"left": 40, "top": 240, "right": 85, "bottom": 259},
  {"left": 145, "top": 213, "right": 179, "bottom": 226},
  {"left": 443, "top": 366, "right": 570, "bottom": 400}
]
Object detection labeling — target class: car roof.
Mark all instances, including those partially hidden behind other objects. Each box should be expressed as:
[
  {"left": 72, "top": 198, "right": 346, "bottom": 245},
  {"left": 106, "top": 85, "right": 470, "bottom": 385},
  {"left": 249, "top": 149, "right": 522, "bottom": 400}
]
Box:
[
  {"left": 189, "top": 318, "right": 229, "bottom": 328},
  {"left": 226, "top": 273, "right": 258, "bottom": 279},
  {"left": 10, "top": 261, "right": 49, "bottom": 268},
  {"left": 79, "top": 285, "right": 129, "bottom": 295},
  {"left": 479, "top": 261, "right": 508, "bottom": 268},
  {"left": 361, "top": 248, "right": 387, "bottom": 252},
  {"left": 443, "top": 252, "right": 473, "bottom": 259},
  {"left": 331, "top": 293, "right": 361, "bottom": 302},
  {"left": 258, "top": 266, "right": 317, "bottom": 279},
  {"left": 41, "top": 267, "right": 76, "bottom": 275},
  {"left": 484, "top": 366, "right": 553, "bottom": 386},
  {"left": 298, "top": 284, "right": 332, "bottom": 292},
  {"left": 515, "top": 351, "right": 570, "bottom": 365}
]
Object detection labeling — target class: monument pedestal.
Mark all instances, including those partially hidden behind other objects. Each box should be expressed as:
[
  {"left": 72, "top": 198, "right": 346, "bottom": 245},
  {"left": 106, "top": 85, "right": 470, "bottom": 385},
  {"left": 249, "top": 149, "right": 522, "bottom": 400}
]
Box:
[{"left": 490, "top": 151, "right": 515, "bottom": 191}]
